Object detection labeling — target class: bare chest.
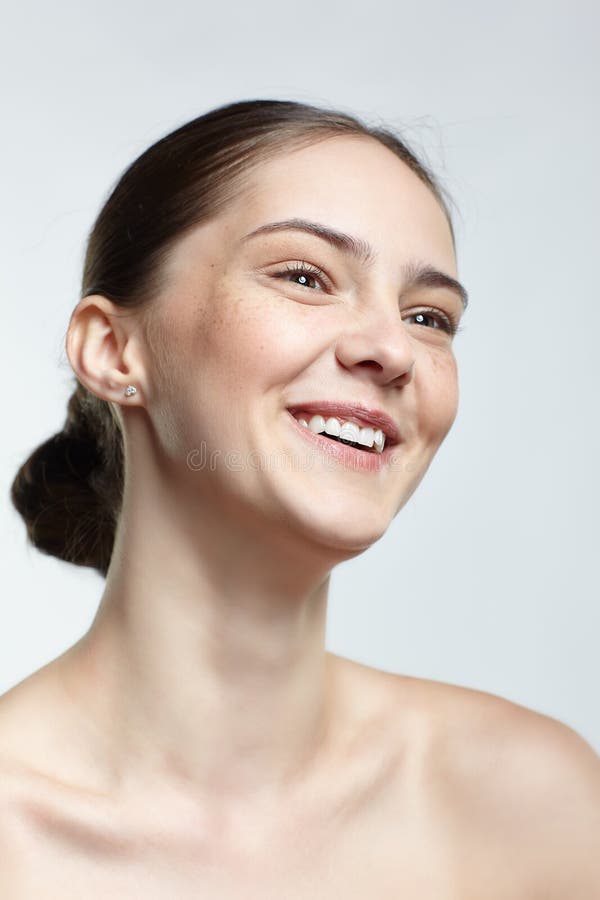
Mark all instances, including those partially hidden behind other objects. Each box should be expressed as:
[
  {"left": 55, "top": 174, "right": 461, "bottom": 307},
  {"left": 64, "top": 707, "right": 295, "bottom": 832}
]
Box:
[{"left": 3, "top": 788, "right": 534, "bottom": 900}]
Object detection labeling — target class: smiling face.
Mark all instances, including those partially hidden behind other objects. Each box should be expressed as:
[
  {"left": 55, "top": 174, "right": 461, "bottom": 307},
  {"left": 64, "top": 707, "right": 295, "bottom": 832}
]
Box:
[{"left": 141, "top": 135, "right": 464, "bottom": 554}]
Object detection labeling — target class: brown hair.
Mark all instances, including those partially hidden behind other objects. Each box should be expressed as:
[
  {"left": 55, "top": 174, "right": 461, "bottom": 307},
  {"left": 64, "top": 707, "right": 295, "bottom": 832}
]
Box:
[{"left": 9, "top": 98, "right": 457, "bottom": 578}]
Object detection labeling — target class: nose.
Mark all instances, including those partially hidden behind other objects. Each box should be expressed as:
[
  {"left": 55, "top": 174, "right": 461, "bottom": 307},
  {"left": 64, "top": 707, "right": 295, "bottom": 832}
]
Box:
[{"left": 334, "top": 310, "right": 416, "bottom": 387}]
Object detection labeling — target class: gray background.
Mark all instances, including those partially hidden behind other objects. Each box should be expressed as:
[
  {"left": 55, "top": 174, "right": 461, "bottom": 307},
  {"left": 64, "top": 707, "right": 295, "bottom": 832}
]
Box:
[{"left": 1, "top": 1, "right": 598, "bottom": 751}]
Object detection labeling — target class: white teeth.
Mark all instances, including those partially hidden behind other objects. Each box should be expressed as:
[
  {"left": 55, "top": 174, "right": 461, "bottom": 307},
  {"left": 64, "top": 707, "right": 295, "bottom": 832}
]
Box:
[
  {"left": 297, "top": 412, "right": 387, "bottom": 453},
  {"left": 324, "top": 417, "right": 341, "bottom": 437},
  {"left": 339, "top": 422, "right": 360, "bottom": 443},
  {"left": 357, "top": 426, "right": 375, "bottom": 447}
]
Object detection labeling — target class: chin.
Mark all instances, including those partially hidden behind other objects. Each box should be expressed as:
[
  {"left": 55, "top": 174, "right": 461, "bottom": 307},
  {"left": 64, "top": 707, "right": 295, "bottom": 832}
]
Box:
[{"left": 294, "top": 503, "right": 392, "bottom": 555}]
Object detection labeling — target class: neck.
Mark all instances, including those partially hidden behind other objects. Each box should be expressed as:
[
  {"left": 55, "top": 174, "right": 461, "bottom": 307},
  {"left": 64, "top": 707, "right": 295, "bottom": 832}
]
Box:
[{"left": 58, "top": 449, "right": 349, "bottom": 809}]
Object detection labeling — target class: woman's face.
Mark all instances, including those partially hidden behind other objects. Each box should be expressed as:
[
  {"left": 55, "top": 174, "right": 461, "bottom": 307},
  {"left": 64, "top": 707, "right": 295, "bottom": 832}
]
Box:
[{"left": 143, "top": 135, "right": 465, "bottom": 553}]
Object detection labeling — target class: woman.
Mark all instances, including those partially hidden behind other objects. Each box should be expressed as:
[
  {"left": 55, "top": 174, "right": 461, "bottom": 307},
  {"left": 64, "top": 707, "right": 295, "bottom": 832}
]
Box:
[{"left": 4, "top": 98, "right": 600, "bottom": 896}]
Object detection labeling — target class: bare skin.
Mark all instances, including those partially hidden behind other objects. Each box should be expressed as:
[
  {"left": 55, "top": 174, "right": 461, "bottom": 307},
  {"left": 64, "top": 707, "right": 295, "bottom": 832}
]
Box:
[
  {"left": 2, "top": 135, "right": 599, "bottom": 897},
  {"left": 1, "top": 658, "right": 599, "bottom": 898}
]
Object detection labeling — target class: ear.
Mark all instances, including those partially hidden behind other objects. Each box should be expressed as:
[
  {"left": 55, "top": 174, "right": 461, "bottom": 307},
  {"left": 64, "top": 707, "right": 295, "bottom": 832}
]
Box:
[{"left": 66, "top": 295, "right": 148, "bottom": 406}]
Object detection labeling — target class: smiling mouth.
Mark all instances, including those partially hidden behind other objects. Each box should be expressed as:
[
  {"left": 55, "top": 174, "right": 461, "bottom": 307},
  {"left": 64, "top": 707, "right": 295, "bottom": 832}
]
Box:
[
  {"left": 287, "top": 411, "right": 395, "bottom": 455},
  {"left": 286, "top": 403, "right": 401, "bottom": 449}
]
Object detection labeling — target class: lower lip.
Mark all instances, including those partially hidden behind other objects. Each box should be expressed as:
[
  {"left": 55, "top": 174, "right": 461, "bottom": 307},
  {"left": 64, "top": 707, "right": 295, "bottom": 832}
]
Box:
[{"left": 286, "top": 411, "right": 398, "bottom": 472}]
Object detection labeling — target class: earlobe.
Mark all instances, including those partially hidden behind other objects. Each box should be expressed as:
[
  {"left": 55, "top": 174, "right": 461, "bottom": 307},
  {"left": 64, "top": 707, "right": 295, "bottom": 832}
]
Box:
[{"left": 65, "top": 295, "right": 146, "bottom": 405}]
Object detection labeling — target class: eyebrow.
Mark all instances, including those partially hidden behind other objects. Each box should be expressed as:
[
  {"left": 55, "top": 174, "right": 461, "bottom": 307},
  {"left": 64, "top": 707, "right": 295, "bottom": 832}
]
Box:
[{"left": 241, "top": 217, "right": 469, "bottom": 309}]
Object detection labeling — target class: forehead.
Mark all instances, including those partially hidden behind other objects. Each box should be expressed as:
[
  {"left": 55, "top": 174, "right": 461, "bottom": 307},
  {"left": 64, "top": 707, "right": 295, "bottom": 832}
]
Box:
[
  {"left": 232, "top": 135, "right": 456, "bottom": 271},
  {"left": 162, "top": 135, "right": 457, "bottom": 288}
]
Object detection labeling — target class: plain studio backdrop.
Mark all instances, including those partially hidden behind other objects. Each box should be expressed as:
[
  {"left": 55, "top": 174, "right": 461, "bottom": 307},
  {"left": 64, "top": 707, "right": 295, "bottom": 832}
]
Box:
[{"left": 1, "top": 1, "right": 598, "bottom": 752}]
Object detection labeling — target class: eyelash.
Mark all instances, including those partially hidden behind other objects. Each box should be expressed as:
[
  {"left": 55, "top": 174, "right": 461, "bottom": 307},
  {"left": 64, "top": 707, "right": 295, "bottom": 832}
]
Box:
[{"left": 273, "top": 260, "right": 463, "bottom": 337}]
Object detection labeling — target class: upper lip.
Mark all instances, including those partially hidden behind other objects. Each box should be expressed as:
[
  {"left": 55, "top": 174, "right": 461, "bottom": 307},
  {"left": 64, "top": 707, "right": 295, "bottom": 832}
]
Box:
[{"left": 286, "top": 402, "right": 401, "bottom": 445}]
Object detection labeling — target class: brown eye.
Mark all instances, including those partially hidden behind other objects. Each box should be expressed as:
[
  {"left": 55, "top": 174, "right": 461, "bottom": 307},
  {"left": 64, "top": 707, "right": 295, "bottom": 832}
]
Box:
[
  {"left": 274, "top": 261, "right": 328, "bottom": 291},
  {"left": 404, "top": 308, "right": 460, "bottom": 337}
]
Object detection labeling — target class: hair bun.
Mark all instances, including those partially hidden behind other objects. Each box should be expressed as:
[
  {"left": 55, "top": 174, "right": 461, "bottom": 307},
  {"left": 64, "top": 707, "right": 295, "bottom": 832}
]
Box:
[{"left": 10, "top": 383, "right": 123, "bottom": 577}]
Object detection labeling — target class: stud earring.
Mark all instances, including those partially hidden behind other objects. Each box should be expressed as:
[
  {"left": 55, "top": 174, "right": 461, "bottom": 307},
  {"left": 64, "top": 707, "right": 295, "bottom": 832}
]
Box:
[{"left": 124, "top": 385, "right": 137, "bottom": 397}]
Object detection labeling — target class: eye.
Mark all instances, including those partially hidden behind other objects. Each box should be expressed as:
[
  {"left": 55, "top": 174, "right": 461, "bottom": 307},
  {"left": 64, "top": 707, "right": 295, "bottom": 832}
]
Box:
[
  {"left": 404, "top": 308, "right": 461, "bottom": 337},
  {"left": 272, "top": 260, "right": 329, "bottom": 292}
]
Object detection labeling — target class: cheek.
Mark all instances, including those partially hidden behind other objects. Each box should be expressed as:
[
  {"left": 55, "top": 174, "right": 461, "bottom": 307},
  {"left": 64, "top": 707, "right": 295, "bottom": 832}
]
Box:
[
  {"left": 416, "top": 351, "right": 459, "bottom": 439},
  {"left": 196, "top": 288, "right": 318, "bottom": 390}
]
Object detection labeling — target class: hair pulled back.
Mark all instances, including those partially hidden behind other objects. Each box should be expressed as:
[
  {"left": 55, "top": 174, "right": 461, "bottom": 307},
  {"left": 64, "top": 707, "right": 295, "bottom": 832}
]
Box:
[{"left": 10, "top": 98, "right": 455, "bottom": 578}]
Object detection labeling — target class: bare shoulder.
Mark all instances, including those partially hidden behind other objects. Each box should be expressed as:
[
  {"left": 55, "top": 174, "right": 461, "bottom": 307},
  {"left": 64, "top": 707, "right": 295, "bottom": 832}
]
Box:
[
  {"left": 0, "top": 665, "right": 88, "bottom": 843},
  {"left": 388, "top": 672, "right": 600, "bottom": 896},
  {"left": 472, "top": 691, "right": 600, "bottom": 895},
  {"left": 0, "top": 725, "right": 29, "bottom": 891}
]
